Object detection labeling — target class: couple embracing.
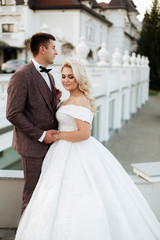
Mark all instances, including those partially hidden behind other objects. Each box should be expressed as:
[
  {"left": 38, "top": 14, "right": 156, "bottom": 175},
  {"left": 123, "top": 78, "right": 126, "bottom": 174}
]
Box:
[{"left": 6, "top": 33, "right": 160, "bottom": 239}]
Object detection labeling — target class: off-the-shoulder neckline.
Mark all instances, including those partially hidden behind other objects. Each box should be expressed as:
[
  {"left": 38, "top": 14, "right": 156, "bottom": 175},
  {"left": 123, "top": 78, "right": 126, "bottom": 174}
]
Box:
[{"left": 59, "top": 104, "right": 93, "bottom": 114}]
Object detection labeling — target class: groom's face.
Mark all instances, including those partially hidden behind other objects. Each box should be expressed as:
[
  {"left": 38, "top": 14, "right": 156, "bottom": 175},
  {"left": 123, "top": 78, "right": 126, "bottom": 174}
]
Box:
[{"left": 44, "top": 39, "right": 58, "bottom": 65}]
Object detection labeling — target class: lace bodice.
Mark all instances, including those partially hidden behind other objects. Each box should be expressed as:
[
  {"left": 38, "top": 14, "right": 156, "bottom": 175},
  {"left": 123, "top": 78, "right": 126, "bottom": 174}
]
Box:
[{"left": 56, "top": 105, "right": 93, "bottom": 131}]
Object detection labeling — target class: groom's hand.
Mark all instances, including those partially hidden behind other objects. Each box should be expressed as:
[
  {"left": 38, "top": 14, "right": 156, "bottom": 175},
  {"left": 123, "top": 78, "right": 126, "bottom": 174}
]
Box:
[
  {"left": 43, "top": 129, "right": 59, "bottom": 144},
  {"left": 55, "top": 87, "right": 62, "bottom": 105}
]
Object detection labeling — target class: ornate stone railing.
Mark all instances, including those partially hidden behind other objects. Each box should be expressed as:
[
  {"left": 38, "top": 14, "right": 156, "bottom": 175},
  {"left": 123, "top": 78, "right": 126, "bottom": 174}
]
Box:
[
  {"left": 0, "top": 46, "right": 149, "bottom": 152},
  {"left": 0, "top": 74, "right": 13, "bottom": 152}
]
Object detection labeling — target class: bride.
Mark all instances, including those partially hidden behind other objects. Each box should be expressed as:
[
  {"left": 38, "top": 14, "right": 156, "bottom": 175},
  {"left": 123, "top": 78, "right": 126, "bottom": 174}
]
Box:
[{"left": 15, "top": 57, "right": 160, "bottom": 240}]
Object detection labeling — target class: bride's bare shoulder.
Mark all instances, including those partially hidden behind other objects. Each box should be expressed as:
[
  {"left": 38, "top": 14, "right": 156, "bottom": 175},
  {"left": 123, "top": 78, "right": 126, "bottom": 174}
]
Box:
[
  {"left": 74, "top": 96, "right": 91, "bottom": 109},
  {"left": 57, "top": 100, "right": 67, "bottom": 109}
]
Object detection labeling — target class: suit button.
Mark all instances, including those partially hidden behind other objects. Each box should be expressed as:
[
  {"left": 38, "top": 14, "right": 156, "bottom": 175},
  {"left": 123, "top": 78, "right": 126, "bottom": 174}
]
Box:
[{"left": 52, "top": 120, "right": 54, "bottom": 124}]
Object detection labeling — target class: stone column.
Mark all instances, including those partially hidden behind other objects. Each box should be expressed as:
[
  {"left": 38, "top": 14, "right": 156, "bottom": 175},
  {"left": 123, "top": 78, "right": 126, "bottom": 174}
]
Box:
[
  {"left": 97, "top": 43, "right": 109, "bottom": 66},
  {"left": 111, "top": 48, "right": 121, "bottom": 67},
  {"left": 122, "top": 50, "right": 130, "bottom": 67},
  {"left": 75, "top": 36, "right": 89, "bottom": 65}
]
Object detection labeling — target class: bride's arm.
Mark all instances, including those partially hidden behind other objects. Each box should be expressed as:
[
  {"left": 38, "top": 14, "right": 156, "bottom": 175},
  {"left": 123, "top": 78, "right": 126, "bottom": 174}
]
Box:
[{"left": 53, "top": 119, "right": 91, "bottom": 142}]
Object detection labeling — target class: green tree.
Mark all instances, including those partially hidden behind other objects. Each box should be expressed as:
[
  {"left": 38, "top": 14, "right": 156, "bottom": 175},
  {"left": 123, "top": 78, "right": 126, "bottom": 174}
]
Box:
[{"left": 137, "top": 0, "right": 160, "bottom": 90}]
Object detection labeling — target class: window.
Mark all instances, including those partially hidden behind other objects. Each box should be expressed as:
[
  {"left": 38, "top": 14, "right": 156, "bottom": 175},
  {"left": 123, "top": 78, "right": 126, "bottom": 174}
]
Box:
[
  {"left": 2, "top": 24, "right": 14, "bottom": 32},
  {"left": 86, "top": 26, "right": 95, "bottom": 41},
  {"left": 100, "top": 32, "right": 103, "bottom": 45}
]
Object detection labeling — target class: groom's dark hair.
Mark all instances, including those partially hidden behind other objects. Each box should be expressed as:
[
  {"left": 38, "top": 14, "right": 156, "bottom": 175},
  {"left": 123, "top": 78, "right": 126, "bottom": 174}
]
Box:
[{"left": 30, "top": 32, "right": 56, "bottom": 56}]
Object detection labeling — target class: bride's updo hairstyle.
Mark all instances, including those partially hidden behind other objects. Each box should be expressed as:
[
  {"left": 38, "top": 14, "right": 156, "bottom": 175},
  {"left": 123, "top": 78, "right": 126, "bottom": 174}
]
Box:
[{"left": 61, "top": 57, "right": 96, "bottom": 114}]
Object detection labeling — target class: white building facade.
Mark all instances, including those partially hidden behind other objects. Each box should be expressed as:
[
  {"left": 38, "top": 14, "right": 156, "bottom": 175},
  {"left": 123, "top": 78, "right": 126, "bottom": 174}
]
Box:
[{"left": 0, "top": 0, "right": 141, "bottom": 64}]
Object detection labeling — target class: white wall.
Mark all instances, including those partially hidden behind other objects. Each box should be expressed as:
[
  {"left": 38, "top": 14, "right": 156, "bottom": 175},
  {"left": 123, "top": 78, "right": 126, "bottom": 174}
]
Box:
[
  {"left": 104, "top": 9, "right": 141, "bottom": 57},
  {"left": 80, "top": 11, "right": 108, "bottom": 62}
]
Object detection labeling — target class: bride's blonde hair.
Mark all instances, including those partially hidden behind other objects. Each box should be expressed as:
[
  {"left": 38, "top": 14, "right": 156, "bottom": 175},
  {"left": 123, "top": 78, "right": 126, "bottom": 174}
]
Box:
[{"left": 61, "top": 57, "right": 96, "bottom": 114}]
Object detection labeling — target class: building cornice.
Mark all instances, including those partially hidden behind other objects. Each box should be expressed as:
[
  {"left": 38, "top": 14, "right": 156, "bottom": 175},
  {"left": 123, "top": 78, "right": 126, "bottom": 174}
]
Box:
[
  {"left": 29, "top": 3, "right": 112, "bottom": 26},
  {"left": 124, "top": 31, "right": 137, "bottom": 41}
]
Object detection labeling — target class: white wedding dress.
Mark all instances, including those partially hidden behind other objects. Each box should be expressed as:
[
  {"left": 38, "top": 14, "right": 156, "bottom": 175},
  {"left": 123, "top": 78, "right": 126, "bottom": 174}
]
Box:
[{"left": 15, "top": 105, "right": 160, "bottom": 240}]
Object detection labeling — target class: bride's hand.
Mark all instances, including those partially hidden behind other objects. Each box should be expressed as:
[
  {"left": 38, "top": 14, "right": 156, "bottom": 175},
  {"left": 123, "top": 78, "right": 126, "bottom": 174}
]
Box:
[{"left": 53, "top": 133, "right": 61, "bottom": 140}]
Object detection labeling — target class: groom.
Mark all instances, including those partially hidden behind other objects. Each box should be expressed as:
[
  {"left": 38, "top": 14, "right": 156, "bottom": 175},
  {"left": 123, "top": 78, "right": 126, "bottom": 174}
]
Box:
[{"left": 6, "top": 32, "right": 61, "bottom": 214}]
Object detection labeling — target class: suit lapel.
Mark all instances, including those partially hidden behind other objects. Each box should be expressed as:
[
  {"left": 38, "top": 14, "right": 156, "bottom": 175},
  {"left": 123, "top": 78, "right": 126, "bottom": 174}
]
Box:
[
  {"left": 48, "top": 73, "right": 57, "bottom": 106},
  {"left": 29, "top": 62, "right": 53, "bottom": 113}
]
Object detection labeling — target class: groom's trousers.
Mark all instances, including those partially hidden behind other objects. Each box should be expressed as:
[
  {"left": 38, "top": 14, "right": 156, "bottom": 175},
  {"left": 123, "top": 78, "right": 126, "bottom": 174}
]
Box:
[{"left": 21, "top": 155, "right": 44, "bottom": 215}]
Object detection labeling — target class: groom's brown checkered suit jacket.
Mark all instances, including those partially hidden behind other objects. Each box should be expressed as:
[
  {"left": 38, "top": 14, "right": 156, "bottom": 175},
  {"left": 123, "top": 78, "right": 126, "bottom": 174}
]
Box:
[{"left": 6, "top": 61, "right": 58, "bottom": 157}]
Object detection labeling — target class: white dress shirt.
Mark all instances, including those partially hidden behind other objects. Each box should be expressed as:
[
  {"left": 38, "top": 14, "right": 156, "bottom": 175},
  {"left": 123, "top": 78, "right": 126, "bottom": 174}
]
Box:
[
  {"left": 32, "top": 58, "right": 52, "bottom": 90},
  {"left": 32, "top": 58, "right": 52, "bottom": 142}
]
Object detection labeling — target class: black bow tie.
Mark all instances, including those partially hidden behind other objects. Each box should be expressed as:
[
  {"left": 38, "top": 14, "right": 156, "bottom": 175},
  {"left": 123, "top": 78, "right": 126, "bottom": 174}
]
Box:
[{"left": 39, "top": 66, "right": 52, "bottom": 73}]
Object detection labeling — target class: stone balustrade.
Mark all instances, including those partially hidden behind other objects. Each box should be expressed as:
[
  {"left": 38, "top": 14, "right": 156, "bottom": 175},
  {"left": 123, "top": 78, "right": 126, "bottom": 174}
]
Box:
[
  {"left": 0, "top": 43, "right": 149, "bottom": 152},
  {"left": 75, "top": 37, "right": 149, "bottom": 68},
  {"left": 0, "top": 37, "right": 149, "bottom": 169},
  {"left": 0, "top": 74, "right": 12, "bottom": 131},
  {"left": 0, "top": 74, "right": 14, "bottom": 152}
]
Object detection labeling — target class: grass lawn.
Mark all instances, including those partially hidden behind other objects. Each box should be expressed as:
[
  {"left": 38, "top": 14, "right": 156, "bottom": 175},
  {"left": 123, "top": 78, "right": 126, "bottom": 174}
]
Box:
[{"left": 149, "top": 89, "right": 159, "bottom": 96}]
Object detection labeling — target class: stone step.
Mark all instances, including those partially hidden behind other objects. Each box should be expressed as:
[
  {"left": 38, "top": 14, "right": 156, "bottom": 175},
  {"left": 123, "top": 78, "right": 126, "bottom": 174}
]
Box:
[{"left": 0, "top": 229, "right": 16, "bottom": 240}]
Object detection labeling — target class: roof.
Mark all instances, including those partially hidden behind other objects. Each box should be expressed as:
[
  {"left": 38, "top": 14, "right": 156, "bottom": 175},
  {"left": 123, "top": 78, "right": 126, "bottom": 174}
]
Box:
[
  {"left": 98, "top": 2, "right": 108, "bottom": 8},
  {"left": 28, "top": 0, "right": 112, "bottom": 26},
  {"left": 124, "top": 31, "right": 137, "bottom": 41},
  {"left": 88, "top": 0, "right": 101, "bottom": 8},
  {"left": 31, "top": 0, "right": 80, "bottom": 7},
  {"left": 103, "top": 0, "right": 137, "bottom": 12}
]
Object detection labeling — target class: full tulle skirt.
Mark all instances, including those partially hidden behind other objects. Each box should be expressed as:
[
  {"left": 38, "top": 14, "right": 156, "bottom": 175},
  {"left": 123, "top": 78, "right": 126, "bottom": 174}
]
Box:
[{"left": 15, "top": 137, "right": 160, "bottom": 240}]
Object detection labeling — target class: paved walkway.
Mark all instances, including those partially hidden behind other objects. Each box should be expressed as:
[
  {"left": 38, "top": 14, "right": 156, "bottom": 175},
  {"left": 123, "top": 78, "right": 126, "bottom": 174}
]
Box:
[{"left": 106, "top": 94, "right": 160, "bottom": 174}]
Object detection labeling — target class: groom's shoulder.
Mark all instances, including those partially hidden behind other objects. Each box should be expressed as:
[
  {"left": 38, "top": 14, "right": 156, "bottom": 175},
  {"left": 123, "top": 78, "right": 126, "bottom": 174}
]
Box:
[
  {"left": 16, "top": 61, "right": 33, "bottom": 73},
  {"left": 9, "top": 62, "right": 33, "bottom": 84}
]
